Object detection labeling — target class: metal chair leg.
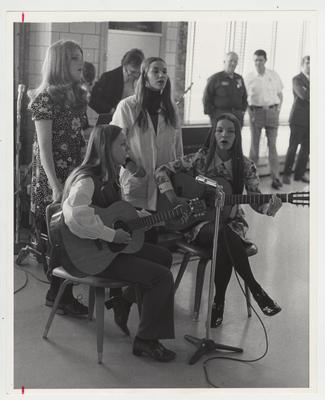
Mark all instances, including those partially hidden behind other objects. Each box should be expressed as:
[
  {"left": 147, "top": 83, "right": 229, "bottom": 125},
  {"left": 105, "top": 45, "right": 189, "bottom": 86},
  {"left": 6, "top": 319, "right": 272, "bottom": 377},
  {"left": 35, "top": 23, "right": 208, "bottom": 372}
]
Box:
[
  {"left": 43, "top": 279, "right": 70, "bottom": 338},
  {"left": 174, "top": 252, "right": 191, "bottom": 292},
  {"left": 95, "top": 287, "right": 105, "bottom": 364},
  {"left": 193, "top": 259, "right": 210, "bottom": 321},
  {"left": 88, "top": 286, "right": 95, "bottom": 321},
  {"left": 245, "top": 283, "right": 252, "bottom": 318}
]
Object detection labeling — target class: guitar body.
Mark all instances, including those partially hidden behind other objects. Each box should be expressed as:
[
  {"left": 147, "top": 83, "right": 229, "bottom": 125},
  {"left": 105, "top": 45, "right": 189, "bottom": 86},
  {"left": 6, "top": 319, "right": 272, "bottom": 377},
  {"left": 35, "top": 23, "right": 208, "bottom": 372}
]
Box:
[
  {"left": 60, "top": 201, "right": 145, "bottom": 275},
  {"left": 157, "top": 172, "right": 234, "bottom": 231}
]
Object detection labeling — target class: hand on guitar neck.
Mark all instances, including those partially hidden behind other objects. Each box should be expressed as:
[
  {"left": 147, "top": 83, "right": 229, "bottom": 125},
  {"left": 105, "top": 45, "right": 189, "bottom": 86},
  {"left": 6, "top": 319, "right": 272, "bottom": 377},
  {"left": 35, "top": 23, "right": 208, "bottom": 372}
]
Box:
[
  {"left": 163, "top": 189, "right": 191, "bottom": 224},
  {"left": 266, "top": 194, "right": 282, "bottom": 217}
]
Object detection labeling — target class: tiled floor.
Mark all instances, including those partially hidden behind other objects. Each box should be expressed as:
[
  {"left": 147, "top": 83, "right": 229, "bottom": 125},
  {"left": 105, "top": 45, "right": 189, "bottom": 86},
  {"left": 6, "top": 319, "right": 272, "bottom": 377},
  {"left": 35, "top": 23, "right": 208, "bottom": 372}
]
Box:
[{"left": 13, "top": 177, "right": 310, "bottom": 390}]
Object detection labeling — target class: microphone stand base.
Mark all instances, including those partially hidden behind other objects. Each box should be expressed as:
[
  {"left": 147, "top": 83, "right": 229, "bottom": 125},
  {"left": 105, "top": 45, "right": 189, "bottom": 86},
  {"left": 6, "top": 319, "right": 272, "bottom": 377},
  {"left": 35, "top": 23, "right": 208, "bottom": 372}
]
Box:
[{"left": 184, "top": 334, "right": 243, "bottom": 365}]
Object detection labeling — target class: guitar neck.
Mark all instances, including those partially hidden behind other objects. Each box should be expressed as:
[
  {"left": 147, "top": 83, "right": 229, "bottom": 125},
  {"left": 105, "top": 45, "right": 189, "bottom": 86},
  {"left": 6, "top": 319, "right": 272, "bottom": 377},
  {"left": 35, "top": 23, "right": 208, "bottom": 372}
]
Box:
[
  {"left": 128, "top": 206, "right": 184, "bottom": 231},
  {"left": 225, "top": 193, "right": 288, "bottom": 205}
]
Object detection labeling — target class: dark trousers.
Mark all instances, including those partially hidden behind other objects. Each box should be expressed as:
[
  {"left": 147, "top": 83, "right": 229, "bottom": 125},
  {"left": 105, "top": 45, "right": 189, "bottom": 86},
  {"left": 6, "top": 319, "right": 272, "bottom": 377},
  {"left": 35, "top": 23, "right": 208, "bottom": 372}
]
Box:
[
  {"left": 195, "top": 223, "right": 260, "bottom": 305},
  {"left": 109, "top": 227, "right": 158, "bottom": 298},
  {"left": 98, "top": 243, "right": 175, "bottom": 340},
  {"left": 283, "top": 124, "right": 310, "bottom": 179}
]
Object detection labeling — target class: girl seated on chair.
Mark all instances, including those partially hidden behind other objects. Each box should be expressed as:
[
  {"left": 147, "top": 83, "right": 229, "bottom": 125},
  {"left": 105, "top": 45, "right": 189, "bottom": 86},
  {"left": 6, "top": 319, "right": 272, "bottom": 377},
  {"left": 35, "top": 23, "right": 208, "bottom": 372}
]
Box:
[
  {"left": 60, "top": 124, "right": 176, "bottom": 362},
  {"left": 154, "top": 113, "right": 282, "bottom": 328}
]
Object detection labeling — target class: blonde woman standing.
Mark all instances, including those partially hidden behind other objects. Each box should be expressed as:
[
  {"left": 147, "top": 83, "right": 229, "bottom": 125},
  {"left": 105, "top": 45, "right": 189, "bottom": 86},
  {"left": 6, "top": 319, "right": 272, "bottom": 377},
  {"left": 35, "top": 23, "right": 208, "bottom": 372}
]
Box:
[{"left": 28, "top": 40, "right": 88, "bottom": 316}]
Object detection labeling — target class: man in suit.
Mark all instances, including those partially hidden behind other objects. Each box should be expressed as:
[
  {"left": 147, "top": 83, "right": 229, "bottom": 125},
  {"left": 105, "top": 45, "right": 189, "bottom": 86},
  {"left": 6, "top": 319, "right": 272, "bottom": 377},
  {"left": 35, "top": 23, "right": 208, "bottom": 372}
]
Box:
[
  {"left": 89, "top": 48, "right": 144, "bottom": 121},
  {"left": 203, "top": 51, "right": 247, "bottom": 127},
  {"left": 282, "top": 56, "right": 310, "bottom": 184}
]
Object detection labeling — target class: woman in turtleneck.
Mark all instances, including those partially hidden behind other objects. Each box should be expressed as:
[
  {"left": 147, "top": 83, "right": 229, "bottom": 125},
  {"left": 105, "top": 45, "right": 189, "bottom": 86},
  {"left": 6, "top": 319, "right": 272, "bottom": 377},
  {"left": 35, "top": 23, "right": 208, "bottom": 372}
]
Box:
[{"left": 111, "top": 57, "right": 183, "bottom": 212}]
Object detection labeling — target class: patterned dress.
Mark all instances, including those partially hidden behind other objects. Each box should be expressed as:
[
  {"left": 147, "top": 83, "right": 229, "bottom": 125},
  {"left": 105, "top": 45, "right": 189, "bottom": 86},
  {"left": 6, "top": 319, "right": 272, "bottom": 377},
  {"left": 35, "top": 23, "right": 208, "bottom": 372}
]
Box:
[
  {"left": 30, "top": 89, "right": 87, "bottom": 218},
  {"left": 154, "top": 148, "right": 268, "bottom": 243}
]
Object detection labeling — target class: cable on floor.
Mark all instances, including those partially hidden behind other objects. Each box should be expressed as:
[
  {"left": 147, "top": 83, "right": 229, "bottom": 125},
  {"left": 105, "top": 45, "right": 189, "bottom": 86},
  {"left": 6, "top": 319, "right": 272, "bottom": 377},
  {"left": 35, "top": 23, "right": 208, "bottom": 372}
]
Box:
[
  {"left": 202, "top": 270, "right": 269, "bottom": 388},
  {"left": 14, "top": 263, "right": 50, "bottom": 288},
  {"left": 14, "top": 267, "right": 29, "bottom": 294}
]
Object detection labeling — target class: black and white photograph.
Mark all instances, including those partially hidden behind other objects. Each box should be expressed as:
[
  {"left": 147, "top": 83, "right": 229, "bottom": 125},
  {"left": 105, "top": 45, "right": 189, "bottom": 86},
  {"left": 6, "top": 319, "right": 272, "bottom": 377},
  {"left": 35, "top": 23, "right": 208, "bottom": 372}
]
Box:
[{"left": 0, "top": 1, "right": 323, "bottom": 398}]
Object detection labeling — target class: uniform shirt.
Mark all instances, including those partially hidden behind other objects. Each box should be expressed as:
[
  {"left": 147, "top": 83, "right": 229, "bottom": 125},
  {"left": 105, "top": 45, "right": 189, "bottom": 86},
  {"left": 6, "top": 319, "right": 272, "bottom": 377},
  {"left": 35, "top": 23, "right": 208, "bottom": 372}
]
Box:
[
  {"left": 155, "top": 148, "right": 269, "bottom": 242},
  {"left": 203, "top": 71, "right": 248, "bottom": 116},
  {"left": 111, "top": 95, "right": 183, "bottom": 211},
  {"left": 245, "top": 68, "right": 283, "bottom": 106}
]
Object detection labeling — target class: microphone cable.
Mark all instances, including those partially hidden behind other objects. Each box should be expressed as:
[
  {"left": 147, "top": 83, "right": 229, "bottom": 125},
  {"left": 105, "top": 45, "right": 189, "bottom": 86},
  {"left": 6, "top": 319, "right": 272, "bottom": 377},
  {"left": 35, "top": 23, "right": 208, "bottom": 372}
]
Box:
[
  {"left": 202, "top": 230, "right": 270, "bottom": 387},
  {"left": 203, "top": 270, "right": 270, "bottom": 387}
]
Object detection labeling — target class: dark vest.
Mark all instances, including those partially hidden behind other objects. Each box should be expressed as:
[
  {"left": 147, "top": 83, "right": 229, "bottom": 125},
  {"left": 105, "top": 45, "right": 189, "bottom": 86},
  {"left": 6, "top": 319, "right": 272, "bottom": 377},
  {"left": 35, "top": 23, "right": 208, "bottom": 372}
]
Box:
[{"left": 91, "top": 175, "right": 121, "bottom": 208}]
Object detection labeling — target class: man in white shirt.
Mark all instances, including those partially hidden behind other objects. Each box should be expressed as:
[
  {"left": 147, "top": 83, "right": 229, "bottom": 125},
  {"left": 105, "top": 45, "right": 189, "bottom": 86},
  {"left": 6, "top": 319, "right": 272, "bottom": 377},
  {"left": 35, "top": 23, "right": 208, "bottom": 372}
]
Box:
[{"left": 246, "top": 49, "right": 284, "bottom": 190}]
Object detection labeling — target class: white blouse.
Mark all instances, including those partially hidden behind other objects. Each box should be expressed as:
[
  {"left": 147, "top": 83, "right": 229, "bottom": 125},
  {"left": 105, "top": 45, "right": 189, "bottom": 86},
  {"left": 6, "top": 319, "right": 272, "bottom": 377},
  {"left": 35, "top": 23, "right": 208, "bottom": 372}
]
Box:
[
  {"left": 111, "top": 95, "right": 183, "bottom": 211},
  {"left": 62, "top": 177, "right": 116, "bottom": 242}
]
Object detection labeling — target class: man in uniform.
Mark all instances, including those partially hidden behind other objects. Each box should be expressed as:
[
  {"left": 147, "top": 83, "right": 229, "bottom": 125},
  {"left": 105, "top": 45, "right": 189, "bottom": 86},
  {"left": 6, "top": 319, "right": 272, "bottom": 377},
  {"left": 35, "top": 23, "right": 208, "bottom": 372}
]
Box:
[
  {"left": 203, "top": 51, "right": 247, "bottom": 127},
  {"left": 282, "top": 55, "right": 310, "bottom": 184},
  {"left": 246, "top": 49, "right": 284, "bottom": 190}
]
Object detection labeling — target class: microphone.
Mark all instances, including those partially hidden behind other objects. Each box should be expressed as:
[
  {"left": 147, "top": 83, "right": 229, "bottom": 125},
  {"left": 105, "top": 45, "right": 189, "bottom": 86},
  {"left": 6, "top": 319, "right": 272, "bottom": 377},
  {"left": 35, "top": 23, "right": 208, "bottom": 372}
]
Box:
[{"left": 195, "top": 175, "right": 217, "bottom": 188}]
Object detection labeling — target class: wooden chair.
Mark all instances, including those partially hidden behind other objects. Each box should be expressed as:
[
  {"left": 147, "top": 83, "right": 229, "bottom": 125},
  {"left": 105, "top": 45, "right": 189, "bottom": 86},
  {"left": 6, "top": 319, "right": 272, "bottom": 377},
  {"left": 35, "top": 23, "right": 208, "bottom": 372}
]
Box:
[
  {"left": 174, "top": 239, "right": 258, "bottom": 321},
  {"left": 42, "top": 203, "right": 140, "bottom": 364}
]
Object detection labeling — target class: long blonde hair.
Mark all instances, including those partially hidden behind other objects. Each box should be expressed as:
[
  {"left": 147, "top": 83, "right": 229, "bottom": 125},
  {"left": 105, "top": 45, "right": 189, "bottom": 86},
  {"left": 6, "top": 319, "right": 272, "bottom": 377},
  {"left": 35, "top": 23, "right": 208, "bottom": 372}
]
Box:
[
  {"left": 62, "top": 124, "right": 123, "bottom": 203},
  {"left": 28, "top": 40, "right": 87, "bottom": 111}
]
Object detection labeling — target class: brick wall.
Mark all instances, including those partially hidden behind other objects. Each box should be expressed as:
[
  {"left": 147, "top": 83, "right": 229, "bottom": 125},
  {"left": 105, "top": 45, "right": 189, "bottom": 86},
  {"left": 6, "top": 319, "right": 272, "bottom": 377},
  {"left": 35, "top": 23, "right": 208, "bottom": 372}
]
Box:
[
  {"left": 21, "top": 22, "right": 108, "bottom": 164},
  {"left": 17, "top": 21, "right": 187, "bottom": 164},
  {"left": 28, "top": 22, "right": 107, "bottom": 89},
  {"left": 161, "top": 22, "right": 178, "bottom": 95}
]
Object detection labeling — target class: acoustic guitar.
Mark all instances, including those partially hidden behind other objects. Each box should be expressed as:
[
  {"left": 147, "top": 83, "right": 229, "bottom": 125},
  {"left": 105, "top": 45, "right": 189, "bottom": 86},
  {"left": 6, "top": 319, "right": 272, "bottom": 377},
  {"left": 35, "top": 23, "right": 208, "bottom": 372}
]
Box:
[
  {"left": 50, "top": 199, "right": 206, "bottom": 275},
  {"left": 158, "top": 173, "right": 310, "bottom": 231}
]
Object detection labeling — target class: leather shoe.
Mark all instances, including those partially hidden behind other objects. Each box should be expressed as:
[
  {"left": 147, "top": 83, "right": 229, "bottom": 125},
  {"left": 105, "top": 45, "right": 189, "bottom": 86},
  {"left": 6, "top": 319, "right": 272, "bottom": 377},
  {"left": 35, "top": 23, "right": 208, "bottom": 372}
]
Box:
[
  {"left": 46, "top": 297, "right": 89, "bottom": 316},
  {"left": 105, "top": 296, "right": 131, "bottom": 336},
  {"left": 271, "top": 178, "right": 283, "bottom": 190},
  {"left": 282, "top": 174, "right": 291, "bottom": 185},
  {"left": 210, "top": 303, "right": 224, "bottom": 328},
  {"left": 133, "top": 337, "right": 176, "bottom": 362},
  {"left": 251, "top": 287, "right": 281, "bottom": 316}
]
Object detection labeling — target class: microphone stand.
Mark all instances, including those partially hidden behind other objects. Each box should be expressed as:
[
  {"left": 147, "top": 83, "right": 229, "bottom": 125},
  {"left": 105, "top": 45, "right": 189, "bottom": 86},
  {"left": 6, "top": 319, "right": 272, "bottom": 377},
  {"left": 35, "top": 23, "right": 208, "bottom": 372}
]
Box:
[
  {"left": 184, "top": 176, "right": 243, "bottom": 365},
  {"left": 14, "top": 83, "right": 25, "bottom": 253}
]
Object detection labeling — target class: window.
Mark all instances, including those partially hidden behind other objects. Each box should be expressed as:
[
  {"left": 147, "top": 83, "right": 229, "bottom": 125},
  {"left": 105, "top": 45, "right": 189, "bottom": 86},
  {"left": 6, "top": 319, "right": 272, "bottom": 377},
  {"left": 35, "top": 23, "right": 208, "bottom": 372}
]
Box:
[
  {"left": 108, "top": 22, "right": 162, "bottom": 34},
  {"left": 184, "top": 19, "right": 312, "bottom": 126}
]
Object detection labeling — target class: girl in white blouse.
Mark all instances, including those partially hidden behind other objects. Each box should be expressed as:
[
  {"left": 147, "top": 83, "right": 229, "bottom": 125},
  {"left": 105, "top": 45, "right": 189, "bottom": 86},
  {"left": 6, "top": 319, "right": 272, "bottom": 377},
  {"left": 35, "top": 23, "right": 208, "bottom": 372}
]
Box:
[
  {"left": 111, "top": 57, "right": 183, "bottom": 211},
  {"left": 61, "top": 124, "right": 176, "bottom": 362}
]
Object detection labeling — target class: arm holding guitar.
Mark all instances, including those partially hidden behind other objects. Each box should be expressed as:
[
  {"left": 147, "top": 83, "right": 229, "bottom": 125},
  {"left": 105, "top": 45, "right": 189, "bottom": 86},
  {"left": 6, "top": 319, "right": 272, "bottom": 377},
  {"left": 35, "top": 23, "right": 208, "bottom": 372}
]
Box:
[
  {"left": 155, "top": 152, "right": 204, "bottom": 194},
  {"left": 265, "top": 194, "right": 282, "bottom": 217},
  {"left": 244, "top": 159, "right": 282, "bottom": 216},
  {"left": 62, "top": 177, "right": 130, "bottom": 244}
]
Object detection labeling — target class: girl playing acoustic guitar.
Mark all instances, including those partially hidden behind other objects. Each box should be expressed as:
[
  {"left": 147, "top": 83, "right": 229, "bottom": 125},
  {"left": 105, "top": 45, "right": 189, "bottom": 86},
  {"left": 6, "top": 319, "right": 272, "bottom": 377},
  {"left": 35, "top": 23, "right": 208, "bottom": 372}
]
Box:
[
  {"left": 155, "top": 113, "right": 282, "bottom": 327},
  {"left": 60, "top": 124, "right": 176, "bottom": 362}
]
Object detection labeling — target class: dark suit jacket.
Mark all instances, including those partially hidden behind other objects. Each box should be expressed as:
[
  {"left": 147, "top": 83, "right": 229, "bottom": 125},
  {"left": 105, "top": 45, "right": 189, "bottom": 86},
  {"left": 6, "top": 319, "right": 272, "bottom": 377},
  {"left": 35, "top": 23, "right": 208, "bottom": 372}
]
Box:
[
  {"left": 289, "top": 72, "right": 310, "bottom": 127},
  {"left": 89, "top": 66, "right": 124, "bottom": 115}
]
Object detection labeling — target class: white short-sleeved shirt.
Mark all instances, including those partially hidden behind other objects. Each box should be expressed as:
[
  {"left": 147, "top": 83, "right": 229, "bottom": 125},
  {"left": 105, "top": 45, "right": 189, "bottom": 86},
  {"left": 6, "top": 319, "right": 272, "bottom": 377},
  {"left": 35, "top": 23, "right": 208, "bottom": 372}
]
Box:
[{"left": 245, "top": 69, "right": 283, "bottom": 107}]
